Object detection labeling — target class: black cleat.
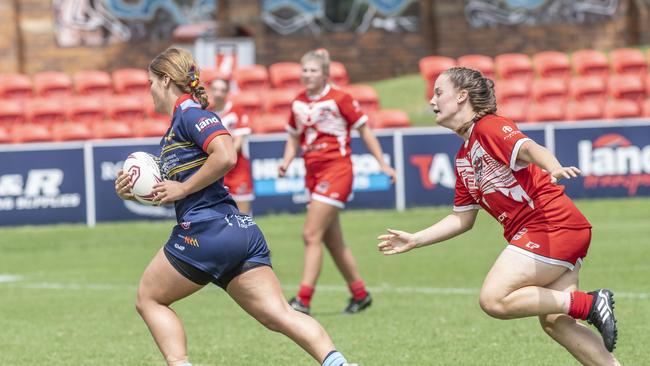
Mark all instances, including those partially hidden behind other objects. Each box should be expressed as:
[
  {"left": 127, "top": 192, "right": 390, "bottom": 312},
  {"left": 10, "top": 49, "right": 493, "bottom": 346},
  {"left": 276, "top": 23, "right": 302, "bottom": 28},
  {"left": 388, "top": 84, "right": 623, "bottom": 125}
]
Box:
[
  {"left": 343, "top": 293, "right": 372, "bottom": 314},
  {"left": 289, "top": 297, "right": 310, "bottom": 315},
  {"left": 587, "top": 289, "right": 618, "bottom": 352}
]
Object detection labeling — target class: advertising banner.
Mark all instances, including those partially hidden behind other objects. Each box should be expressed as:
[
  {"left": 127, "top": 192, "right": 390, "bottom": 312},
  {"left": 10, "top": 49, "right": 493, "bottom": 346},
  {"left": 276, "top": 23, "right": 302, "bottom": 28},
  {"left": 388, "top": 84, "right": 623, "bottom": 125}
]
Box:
[
  {"left": 554, "top": 124, "right": 650, "bottom": 199},
  {"left": 249, "top": 135, "right": 396, "bottom": 215},
  {"left": 92, "top": 141, "right": 176, "bottom": 222},
  {"left": 0, "top": 146, "right": 86, "bottom": 226}
]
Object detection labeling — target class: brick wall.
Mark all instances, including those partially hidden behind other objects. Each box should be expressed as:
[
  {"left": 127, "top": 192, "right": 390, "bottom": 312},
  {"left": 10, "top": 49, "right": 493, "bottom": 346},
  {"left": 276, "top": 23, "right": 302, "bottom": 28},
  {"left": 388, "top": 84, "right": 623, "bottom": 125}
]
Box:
[{"left": 1, "top": 0, "right": 649, "bottom": 81}]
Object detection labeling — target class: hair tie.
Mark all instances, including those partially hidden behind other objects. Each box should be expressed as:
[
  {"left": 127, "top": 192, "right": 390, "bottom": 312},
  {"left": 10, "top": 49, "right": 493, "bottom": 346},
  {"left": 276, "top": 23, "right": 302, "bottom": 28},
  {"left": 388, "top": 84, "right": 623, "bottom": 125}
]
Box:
[{"left": 188, "top": 65, "right": 200, "bottom": 90}]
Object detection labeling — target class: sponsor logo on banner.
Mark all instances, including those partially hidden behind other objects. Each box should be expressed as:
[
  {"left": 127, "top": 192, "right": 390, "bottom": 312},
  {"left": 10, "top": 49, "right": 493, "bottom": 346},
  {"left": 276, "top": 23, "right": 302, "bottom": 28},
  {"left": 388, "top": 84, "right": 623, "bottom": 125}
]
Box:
[
  {"left": 578, "top": 134, "right": 650, "bottom": 195},
  {"left": 251, "top": 153, "right": 392, "bottom": 201},
  {"left": 0, "top": 169, "right": 81, "bottom": 211},
  {"left": 409, "top": 154, "right": 455, "bottom": 189}
]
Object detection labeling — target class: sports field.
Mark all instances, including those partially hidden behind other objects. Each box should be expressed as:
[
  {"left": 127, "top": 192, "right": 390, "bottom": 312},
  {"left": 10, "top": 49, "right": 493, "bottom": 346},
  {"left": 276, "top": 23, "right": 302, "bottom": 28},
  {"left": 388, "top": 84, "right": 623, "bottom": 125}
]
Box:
[{"left": 0, "top": 198, "right": 648, "bottom": 365}]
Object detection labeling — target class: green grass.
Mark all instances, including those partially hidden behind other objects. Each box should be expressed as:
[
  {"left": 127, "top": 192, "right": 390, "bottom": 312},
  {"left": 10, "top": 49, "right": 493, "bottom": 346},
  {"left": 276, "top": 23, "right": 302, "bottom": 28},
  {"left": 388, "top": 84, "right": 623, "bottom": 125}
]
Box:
[
  {"left": 1, "top": 198, "right": 648, "bottom": 365},
  {"left": 369, "top": 74, "right": 436, "bottom": 127}
]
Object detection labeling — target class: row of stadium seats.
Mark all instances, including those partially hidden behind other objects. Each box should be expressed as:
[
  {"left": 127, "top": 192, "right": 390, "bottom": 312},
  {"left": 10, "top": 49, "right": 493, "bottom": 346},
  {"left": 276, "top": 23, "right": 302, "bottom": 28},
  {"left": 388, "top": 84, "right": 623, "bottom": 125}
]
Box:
[
  {"left": 501, "top": 98, "right": 650, "bottom": 123},
  {"left": 419, "top": 48, "right": 650, "bottom": 100}
]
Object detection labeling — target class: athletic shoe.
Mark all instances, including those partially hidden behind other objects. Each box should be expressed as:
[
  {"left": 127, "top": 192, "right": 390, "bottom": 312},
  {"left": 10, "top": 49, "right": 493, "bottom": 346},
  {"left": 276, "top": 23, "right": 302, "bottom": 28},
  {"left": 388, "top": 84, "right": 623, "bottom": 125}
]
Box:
[
  {"left": 587, "top": 289, "right": 618, "bottom": 352},
  {"left": 343, "top": 293, "right": 372, "bottom": 314},
  {"left": 288, "top": 297, "right": 310, "bottom": 315}
]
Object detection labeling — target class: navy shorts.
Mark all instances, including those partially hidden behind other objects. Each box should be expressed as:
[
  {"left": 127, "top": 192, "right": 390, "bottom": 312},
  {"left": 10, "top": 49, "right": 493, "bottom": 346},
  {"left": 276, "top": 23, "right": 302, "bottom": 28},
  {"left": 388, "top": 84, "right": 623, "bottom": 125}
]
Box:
[{"left": 163, "top": 213, "right": 272, "bottom": 289}]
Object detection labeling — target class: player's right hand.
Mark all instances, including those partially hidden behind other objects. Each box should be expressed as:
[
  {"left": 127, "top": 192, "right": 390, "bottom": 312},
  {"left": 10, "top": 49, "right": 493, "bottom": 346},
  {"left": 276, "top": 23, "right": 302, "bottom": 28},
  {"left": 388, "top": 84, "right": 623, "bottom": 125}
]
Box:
[
  {"left": 115, "top": 169, "right": 135, "bottom": 201},
  {"left": 277, "top": 163, "right": 289, "bottom": 178},
  {"left": 377, "top": 229, "right": 417, "bottom": 255}
]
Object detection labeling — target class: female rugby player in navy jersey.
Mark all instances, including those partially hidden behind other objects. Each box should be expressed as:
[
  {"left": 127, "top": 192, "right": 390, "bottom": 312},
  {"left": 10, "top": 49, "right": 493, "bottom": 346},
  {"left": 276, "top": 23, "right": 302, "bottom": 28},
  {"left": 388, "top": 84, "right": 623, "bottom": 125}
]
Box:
[{"left": 114, "top": 48, "right": 353, "bottom": 366}]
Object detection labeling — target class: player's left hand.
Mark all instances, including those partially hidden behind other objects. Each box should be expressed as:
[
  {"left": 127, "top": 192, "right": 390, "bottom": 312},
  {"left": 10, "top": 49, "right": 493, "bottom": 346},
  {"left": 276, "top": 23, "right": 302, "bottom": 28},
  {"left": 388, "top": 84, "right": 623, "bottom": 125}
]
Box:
[
  {"left": 549, "top": 166, "right": 581, "bottom": 184},
  {"left": 381, "top": 165, "right": 397, "bottom": 184},
  {"left": 152, "top": 180, "right": 188, "bottom": 205}
]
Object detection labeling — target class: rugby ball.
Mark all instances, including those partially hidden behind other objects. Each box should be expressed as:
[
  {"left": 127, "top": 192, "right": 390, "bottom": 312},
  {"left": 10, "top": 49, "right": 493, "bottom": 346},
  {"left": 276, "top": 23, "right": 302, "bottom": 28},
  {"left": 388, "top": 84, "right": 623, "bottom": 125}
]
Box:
[{"left": 123, "top": 152, "right": 163, "bottom": 205}]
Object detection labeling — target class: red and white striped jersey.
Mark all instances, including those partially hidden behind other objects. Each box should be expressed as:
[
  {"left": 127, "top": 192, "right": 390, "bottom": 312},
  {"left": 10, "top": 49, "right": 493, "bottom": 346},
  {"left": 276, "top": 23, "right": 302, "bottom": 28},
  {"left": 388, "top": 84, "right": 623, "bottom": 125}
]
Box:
[{"left": 286, "top": 84, "right": 367, "bottom": 165}]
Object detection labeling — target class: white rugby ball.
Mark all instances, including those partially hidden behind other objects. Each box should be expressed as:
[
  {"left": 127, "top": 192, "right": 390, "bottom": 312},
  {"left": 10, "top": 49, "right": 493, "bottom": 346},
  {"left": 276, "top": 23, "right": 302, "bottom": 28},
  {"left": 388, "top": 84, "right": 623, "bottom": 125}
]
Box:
[{"left": 123, "top": 152, "right": 163, "bottom": 205}]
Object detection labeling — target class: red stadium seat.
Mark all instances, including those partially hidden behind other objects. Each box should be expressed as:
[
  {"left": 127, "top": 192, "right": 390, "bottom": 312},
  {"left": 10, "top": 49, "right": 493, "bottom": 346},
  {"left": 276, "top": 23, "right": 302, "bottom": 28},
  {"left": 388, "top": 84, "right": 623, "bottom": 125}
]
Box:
[
  {"left": 608, "top": 74, "right": 646, "bottom": 105},
  {"left": 52, "top": 122, "right": 92, "bottom": 141},
  {"left": 571, "top": 49, "right": 610, "bottom": 84},
  {"left": 233, "top": 65, "right": 270, "bottom": 91},
  {"left": 643, "top": 99, "right": 650, "bottom": 117},
  {"left": 419, "top": 56, "right": 456, "bottom": 99},
  {"left": 26, "top": 97, "right": 67, "bottom": 126},
  {"left": 570, "top": 75, "right": 607, "bottom": 103},
  {"left": 368, "top": 109, "right": 410, "bottom": 129},
  {"left": 610, "top": 48, "right": 647, "bottom": 77},
  {"left": 93, "top": 121, "right": 134, "bottom": 139},
  {"left": 68, "top": 96, "right": 105, "bottom": 125},
  {"left": 134, "top": 119, "right": 169, "bottom": 138},
  {"left": 604, "top": 99, "right": 641, "bottom": 119},
  {"left": 0, "top": 99, "right": 26, "bottom": 127},
  {"left": 531, "top": 78, "right": 568, "bottom": 103},
  {"left": 107, "top": 95, "right": 147, "bottom": 124},
  {"left": 494, "top": 79, "right": 530, "bottom": 103},
  {"left": 269, "top": 62, "right": 303, "bottom": 90},
  {"left": 533, "top": 51, "right": 571, "bottom": 81},
  {"left": 497, "top": 100, "right": 528, "bottom": 123},
  {"left": 0, "top": 73, "right": 33, "bottom": 99},
  {"left": 200, "top": 67, "right": 228, "bottom": 87},
  {"left": 74, "top": 70, "right": 113, "bottom": 96},
  {"left": 0, "top": 125, "right": 10, "bottom": 144},
  {"left": 566, "top": 100, "right": 604, "bottom": 121},
  {"left": 12, "top": 123, "right": 51, "bottom": 143},
  {"left": 264, "top": 89, "right": 297, "bottom": 115},
  {"left": 229, "top": 90, "right": 263, "bottom": 116},
  {"left": 457, "top": 54, "right": 495, "bottom": 79},
  {"left": 330, "top": 61, "right": 350, "bottom": 86},
  {"left": 33, "top": 71, "right": 73, "bottom": 98},
  {"left": 343, "top": 84, "right": 380, "bottom": 112},
  {"left": 251, "top": 113, "right": 288, "bottom": 134},
  {"left": 495, "top": 53, "right": 534, "bottom": 83},
  {"left": 112, "top": 68, "right": 150, "bottom": 95},
  {"left": 527, "top": 101, "right": 567, "bottom": 123}
]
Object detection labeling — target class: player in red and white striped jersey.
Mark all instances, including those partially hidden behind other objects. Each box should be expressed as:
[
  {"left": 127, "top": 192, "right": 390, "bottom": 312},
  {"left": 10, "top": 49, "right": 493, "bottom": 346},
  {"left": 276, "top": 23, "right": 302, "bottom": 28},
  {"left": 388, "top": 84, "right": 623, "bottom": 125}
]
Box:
[
  {"left": 378, "top": 67, "right": 619, "bottom": 364},
  {"left": 279, "top": 49, "right": 396, "bottom": 315},
  {"left": 210, "top": 78, "right": 254, "bottom": 214}
]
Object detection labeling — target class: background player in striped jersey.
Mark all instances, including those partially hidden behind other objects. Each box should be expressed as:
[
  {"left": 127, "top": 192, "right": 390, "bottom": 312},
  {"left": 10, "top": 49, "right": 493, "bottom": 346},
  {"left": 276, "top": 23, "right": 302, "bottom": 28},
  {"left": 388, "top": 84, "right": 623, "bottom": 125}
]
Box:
[
  {"left": 279, "top": 49, "right": 396, "bottom": 314},
  {"left": 377, "top": 67, "right": 619, "bottom": 365},
  {"left": 209, "top": 77, "right": 255, "bottom": 214},
  {"left": 114, "top": 47, "right": 355, "bottom": 366}
]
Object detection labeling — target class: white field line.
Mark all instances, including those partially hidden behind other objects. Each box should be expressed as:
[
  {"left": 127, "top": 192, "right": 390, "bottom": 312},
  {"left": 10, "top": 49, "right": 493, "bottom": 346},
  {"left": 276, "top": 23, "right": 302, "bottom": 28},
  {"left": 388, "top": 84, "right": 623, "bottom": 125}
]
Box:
[{"left": 0, "top": 275, "right": 648, "bottom": 300}]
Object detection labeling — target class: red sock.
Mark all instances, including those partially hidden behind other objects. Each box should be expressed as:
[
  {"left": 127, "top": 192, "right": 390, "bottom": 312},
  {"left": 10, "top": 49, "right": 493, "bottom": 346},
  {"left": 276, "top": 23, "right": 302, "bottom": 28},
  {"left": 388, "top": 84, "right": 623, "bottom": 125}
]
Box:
[
  {"left": 568, "top": 291, "right": 594, "bottom": 320},
  {"left": 297, "top": 283, "right": 315, "bottom": 307},
  {"left": 348, "top": 279, "right": 368, "bottom": 301}
]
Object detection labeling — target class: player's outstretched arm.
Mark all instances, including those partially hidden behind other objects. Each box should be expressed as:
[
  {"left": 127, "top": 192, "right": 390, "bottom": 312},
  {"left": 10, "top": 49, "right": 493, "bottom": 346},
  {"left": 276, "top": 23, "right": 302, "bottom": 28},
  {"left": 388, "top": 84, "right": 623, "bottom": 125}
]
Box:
[
  {"left": 357, "top": 124, "right": 397, "bottom": 183},
  {"left": 377, "top": 209, "right": 478, "bottom": 255},
  {"left": 153, "top": 134, "right": 237, "bottom": 204},
  {"left": 516, "top": 140, "right": 581, "bottom": 184},
  {"left": 278, "top": 133, "right": 300, "bottom": 177}
]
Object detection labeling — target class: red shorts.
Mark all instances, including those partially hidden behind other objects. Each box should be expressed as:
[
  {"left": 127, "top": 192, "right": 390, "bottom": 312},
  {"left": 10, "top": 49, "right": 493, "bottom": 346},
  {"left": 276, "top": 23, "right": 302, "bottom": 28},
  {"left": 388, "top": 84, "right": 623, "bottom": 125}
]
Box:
[
  {"left": 305, "top": 160, "right": 353, "bottom": 208},
  {"left": 224, "top": 170, "right": 254, "bottom": 202},
  {"left": 507, "top": 227, "right": 591, "bottom": 270}
]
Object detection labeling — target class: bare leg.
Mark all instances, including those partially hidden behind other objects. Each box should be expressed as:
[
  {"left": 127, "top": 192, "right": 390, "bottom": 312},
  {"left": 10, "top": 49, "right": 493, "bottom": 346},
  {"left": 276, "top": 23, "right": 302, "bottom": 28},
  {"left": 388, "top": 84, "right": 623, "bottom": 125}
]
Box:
[
  {"left": 227, "top": 266, "right": 336, "bottom": 363},
  {"left": 322, "top": 214, "right": 362, "bottom": 283},
  {"left": 300, "top": 201, "right": 340, "bottom": 286},
  {"left": 539, "top": 265, "right": 620, "bottom": 366},
  {"left": 135, "top": 249, "right": 204, "bottom": 366},
  {"left": 479, "top": 248, "right": 619, "bottom": 365}
]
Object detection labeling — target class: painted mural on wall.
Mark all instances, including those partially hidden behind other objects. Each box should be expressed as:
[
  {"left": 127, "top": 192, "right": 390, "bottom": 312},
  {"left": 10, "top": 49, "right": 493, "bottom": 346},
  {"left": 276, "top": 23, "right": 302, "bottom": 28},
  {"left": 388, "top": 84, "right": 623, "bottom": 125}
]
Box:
[
  {"left": 53, "top": 0, "right": 217, "bottom": 47},
  {"left": 261, "top": 0, "right": 419, "bottom": 35},
  {"left": 465, "top": 0, "right": 620, "bottom": 28}
]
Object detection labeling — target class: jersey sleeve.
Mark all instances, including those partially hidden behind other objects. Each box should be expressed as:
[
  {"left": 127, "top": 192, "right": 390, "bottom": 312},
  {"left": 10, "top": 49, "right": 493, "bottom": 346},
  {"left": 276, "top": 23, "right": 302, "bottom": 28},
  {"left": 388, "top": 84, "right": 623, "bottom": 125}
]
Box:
[
  {"left": 475, "top": 117, "right": 531, "bottom": 171},
  {"left": 453, "top": 161, "right": 480, "bottom": 212},
  {"left": 339, "top": 93, "right": 368, "bottom": 129},
  {"left": 184, "top": 109, "right": 230, "bottom": 152}
]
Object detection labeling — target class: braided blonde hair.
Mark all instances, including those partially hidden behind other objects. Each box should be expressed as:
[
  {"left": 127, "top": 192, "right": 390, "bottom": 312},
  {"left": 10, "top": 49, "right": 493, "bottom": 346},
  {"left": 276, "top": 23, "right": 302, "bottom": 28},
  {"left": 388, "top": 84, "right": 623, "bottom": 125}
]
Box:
[
  {"left": 442, "top": 67, "right": 496, "bottom": 135},
  {"left": 149, "top": 47, "right": 209, "bottom": 109}
]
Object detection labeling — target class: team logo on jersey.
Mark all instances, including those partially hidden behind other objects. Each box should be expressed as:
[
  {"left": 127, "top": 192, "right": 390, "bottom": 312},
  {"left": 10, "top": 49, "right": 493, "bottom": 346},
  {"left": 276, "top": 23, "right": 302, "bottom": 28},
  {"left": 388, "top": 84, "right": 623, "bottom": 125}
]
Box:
[
  {"left": 177, "top": 234, "right": 199, "bottom": 247},
  {"left": 195, "top": 116, "right": 221, "bottom": 133},
  {"left": 502, "top": 126, "right": 513, "bottom": 134},
  {"left": 234, "top": 214, "right": 256, "bottom": 228},
  {"left": 315, "top": 181, "right": 330, "bottom": 194},
  {"left": 525, "top": 241, "right": 541, "bottom": 250},
  {"left": 165, "top": 129, "right": 176, "bottom": 143},
  {"left": 512, "top": 228, "right": 528, "bottom": 240},
  {"left": 180, "top": 222, "right": 191, "bottom": 230}
]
